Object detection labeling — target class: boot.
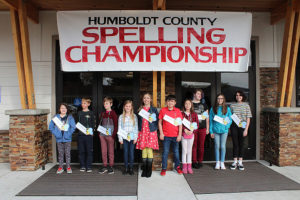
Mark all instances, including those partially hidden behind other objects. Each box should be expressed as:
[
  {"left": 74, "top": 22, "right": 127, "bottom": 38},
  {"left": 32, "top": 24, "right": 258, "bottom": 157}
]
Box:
[
  {"left": 187, "top": 163, "right": 193, "bottom": 174},
  {"left": 141, "top": 158, "right": 147, "bottom": 177},
  {"left": 146, "top": 158, "right": 153, "bottom": 178},
  {"left": 182, "top": 163, "right": 188, "bottom": 174}
]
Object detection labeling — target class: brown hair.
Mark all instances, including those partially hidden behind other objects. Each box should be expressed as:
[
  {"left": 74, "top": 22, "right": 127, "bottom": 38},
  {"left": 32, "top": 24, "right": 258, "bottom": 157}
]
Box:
[
  {"left": 213, "top": 94, "right": 227, "bottom": 115},
  {"left": 138, "top": 92, "right": 152, "bottom": 112},
  {"left": 103, "top": 96, "right": 113, "bottom": 104},
  {"left": 122, "top": 100, "right": 135, "bottom": 126},
  {"left": 194, "top": 88, "right": 204, "bottom": 96},
  {"left": 234, "top": 91, "right": 247, "bottom": 102},
  {"left": 58, "top": 103, "right": 70, "bottom": 115},
  {"left": 82, "top": 98, "right": 91, "bottom": 104},
  {"left": 182, "top": 99, "right": 194, "bottom": 113}
]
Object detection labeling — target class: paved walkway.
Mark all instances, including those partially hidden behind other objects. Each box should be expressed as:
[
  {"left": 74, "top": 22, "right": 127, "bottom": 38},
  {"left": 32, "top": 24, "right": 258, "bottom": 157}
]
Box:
[{"left": 0, "top": 160, "right": 300, "bottom": 200}]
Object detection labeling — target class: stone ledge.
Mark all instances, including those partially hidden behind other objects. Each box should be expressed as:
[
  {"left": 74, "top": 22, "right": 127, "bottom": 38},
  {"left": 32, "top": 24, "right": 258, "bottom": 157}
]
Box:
[
  {"left": 262, "top": 107, "right": 300, "bottom": 113},
  {"left": 5, "top": 109, "right": 50, "bottom": 116},
  {"left": 0, "top": 130, "right": 9, "bottom": 134}
]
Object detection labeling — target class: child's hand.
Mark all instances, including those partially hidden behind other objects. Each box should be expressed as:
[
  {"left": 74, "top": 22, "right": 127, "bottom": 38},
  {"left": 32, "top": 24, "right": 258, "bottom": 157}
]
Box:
[
  {"left": 119, "top": 140, "right": 123, "bottom": 144},
  {"left": 160, "top": 133, "right": 164, "bottom": 141},
  {"left": 133, "top": 140, "right": 137, "bottom": 144},
  {"left": 206, "top": 129, "right": 209, "bottom": 135},
  {"left": 210, "top": 133, "right": 214, "bottom": 139},
  {"left": 176, "top": 135, "right": 182, "bottom": 142}
]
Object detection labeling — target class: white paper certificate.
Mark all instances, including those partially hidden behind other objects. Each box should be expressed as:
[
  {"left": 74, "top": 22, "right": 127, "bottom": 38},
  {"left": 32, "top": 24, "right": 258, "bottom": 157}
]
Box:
[
  {"left": 97, "top": 125, "right": 108, "bottom": 135},
  {"left": 138, "top": 109, "right": 150, "bottom": 122},
  {"left": 231, "top": 114, "right": 241, "bottom": 126},
  {"left": 182, "top": 118, "right": 191, "bottom": 130},
  {"left": 53, "top": 116, "right": 63, "bottom": 130},
  {"left": 117, "top": 128, "right": 128, "bottom": 140},
  {"left": 76, "top": 122, "right": 87, "bottom": 134},
  {"left": 213, "top": 115, "right": 225, "bottom": 125},
  {"left": 163, "top": 114, "right": 176, "bottom": 126}
]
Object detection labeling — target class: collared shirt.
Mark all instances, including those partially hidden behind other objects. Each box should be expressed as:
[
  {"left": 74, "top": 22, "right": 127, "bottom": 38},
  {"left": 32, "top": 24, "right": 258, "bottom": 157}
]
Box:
[
  {"left": 159, "top": 107, "right": 183, "bottom": 137},
  {"left": 118, "top": 114, "right": 138, "bottom": 142}
]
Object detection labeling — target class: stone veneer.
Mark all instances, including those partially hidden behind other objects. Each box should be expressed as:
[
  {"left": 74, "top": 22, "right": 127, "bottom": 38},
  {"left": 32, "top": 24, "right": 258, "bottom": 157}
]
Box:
[
  {"left": 263, "top": 107, "right": 300, "bottom": 166},
  {"left": 260, "top": 67, "right": 280, "bottom": 159},
  {"left": 5, "top": 109, "right": 50, "bottom": 171},
  {"left": 0, "top": 130, "right": 9, "bottom": 163}
]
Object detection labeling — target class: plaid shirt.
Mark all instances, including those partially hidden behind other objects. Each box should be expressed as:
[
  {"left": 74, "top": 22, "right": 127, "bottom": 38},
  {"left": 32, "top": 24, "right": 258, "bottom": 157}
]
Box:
[
  {"left": 181, "top": 111, "right": 199, "bottom": 133},
  {"left": 118, "top": 114, "right": 138, "bottom": 142}
]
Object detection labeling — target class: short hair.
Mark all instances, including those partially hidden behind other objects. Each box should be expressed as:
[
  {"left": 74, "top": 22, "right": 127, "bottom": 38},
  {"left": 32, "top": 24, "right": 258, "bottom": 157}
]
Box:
[
  {"left": 58, "top": 103, "right": 70, "bottom": 115},
  {"left": 103, "top": 96, "right": 113, "bottom": 104},
  {"left": 194, "top": 88, "right": 204, "bottom": 95},
  {"left": 166, "top": 95, "right": 176, "bottom": 101},
  {"left": 235, "top": 91, "right": 247, "bottom": 102},
  {"left": 82, "top": 98, "right": 91, "bottom": 104}
]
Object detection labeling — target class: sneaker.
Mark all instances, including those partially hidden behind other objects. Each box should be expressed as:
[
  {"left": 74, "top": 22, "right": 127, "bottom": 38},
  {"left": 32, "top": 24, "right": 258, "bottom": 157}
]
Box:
[
  {"left": 122, "top": 167, "right": 128, "bottom": 175},
  {"left": 86, "top": 168, "right": 93, "bottom": 173},
  {"left": 238, "top": 163, "right": 245, "bottom": 171},
  {"left": 56, "top": 167, "right": 64, "bottom": 174},
  {"left": 99, "top": 167, "right": 108, "bottom": 174},
  {"left": 80, "top": 167, "right": 86, "bottom": 172},
  {"left": 215, "top": 161, "right": 220, "bottom": 170},
  {"left": 192, "top": 163, "right": 198, "bottom": 169},
  {"left": 176, "top": 166, "right": 183, "bottom": 175},
  {"left": 107, "top": 166, "right": 114, "bottom": 174},
  {"left": 129, "top": 167, "right": 134, "bottom": 175},
  {"left": 220, "top": 162, "right": 226, "bottom": 170},
  {"left": 160, "top": 169, "right": 166, "bottom": 176},
  {"left": 198, "top": 163, "right": 203, "bottom": 168},
  {"left": 230, "top": 162, "right": 237, "bottom": 170},
  {"left": 67, "top": 167, "right": 72, "bottom": 174}
]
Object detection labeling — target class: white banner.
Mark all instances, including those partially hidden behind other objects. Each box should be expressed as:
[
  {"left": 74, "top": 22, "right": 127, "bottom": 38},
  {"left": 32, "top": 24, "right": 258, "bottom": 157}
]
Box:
[{"left": 57, "top": 10, "right": 252, "bottom": 72}]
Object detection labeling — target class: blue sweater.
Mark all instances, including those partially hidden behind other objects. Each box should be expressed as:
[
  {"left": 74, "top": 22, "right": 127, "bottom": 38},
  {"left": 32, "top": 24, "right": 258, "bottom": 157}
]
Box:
[
  {"left": 49, "top": 114, "right": 76, "bottom": 142},
  {"left": 209, "top": 106, "right": 232, "bottom": 134}
]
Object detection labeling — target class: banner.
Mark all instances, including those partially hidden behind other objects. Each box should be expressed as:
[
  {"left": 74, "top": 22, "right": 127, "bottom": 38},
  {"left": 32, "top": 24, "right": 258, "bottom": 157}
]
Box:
[{"left": 57, "top": 11, "right": 252, "bottom": 72}]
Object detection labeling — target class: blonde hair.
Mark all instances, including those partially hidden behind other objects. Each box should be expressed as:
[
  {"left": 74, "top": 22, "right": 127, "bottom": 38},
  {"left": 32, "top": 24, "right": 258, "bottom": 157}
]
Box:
[
  {"left": 138, "top": 92, "right": 152, "bottom": 112},
  {"left": 122, "top": 100, "right": 135, "bottom": 126},
  {"left": 82, "top": 98, "right": 91, "bottom": 104}
]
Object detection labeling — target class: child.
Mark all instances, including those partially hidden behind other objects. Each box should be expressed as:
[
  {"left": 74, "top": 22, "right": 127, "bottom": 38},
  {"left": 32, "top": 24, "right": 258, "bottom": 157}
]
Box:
[
  {"left": 98, "top": 97, "right": 118, "bottom": 174},
  {"left": 118, "top": 100, "right": 138, "bottom": 175},
  {"left": 209, "top": 94, "right": 232, "bottom": 170},
  {"left": 181, "top": 99, "right": 199, "bottom": 174},
  {"left": 192, "top": 89, "right": 209, "bottom": 169},
  {"left": 77, "top": 98, "right": 95, "bottom": 172},
  {"left": 136, "top": 93, "right": 159, "bottom": 178},
  {"left": 229, "top": 91, "right": 252, "bottom": 170},
  {"left": 49, "top": 103, "right": 76, "bottom": 174},
  {"left": 158, "top": 95, "right": 183, "bottom": 176}
]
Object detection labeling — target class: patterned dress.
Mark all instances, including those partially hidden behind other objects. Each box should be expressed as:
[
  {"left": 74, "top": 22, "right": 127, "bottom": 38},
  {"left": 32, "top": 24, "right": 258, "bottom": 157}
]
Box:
[{"left": 136, "top": 107, "right": 159, "bottom": 150}]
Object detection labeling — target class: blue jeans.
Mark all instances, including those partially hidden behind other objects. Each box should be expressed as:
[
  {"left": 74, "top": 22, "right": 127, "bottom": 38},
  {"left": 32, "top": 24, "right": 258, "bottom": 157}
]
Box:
[
  {"left": 123, "top": 140, "right": 135, "bottom": 168},
  {"left": 162, "top": 137, "right": 180, "bottom": 170},
  {"left": 214, "top": 133, "right": 228, "bottom": 162},
  {"left": 78, "top": 135, "right": 93, "bottom": 169}
]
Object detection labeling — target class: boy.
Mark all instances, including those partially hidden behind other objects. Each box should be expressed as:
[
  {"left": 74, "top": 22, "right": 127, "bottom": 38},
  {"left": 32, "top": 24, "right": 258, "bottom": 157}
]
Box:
[
  {"left": 77, "top": 98, "right": 95, "bottom": 172},
  {"left": 98, "top": 97, "right": 118, "bottom": 174},
  {"left": 158, "top": 95, "right": 183, "bottom": 176}
]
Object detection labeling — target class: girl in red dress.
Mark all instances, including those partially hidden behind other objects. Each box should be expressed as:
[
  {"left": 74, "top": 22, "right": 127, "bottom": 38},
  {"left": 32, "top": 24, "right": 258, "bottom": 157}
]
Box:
[{"left": 136, "top": 93, "right": 159, "bottom": 178}]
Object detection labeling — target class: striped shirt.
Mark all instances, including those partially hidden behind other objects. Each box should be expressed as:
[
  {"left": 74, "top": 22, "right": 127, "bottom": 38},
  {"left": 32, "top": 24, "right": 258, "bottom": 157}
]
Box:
[{"left": 230, "top": 102, "right": 252, "bottom": 122}]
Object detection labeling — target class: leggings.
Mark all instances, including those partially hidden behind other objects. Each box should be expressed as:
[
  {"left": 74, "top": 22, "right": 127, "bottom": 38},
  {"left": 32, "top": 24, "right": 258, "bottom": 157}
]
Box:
[
  {"left": 142, "top": 147, "right": 153, "bottom": 159},
  {"left": 181, "top": 136, "right": 194, "bottom": 164},
  {"left": 57, "top": 142, "right": 71, "bottom": 168},
  {"left": 192, "top": 128, "right": 206, "bottom": 163},
  {"left": 231, "top": 123, "right": 245, "bottom": 158}
]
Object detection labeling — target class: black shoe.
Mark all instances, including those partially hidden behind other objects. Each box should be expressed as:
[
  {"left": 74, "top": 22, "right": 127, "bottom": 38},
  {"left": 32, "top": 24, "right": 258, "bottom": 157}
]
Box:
[
  {"left": 129, "top": 167, "right": 134, "bottom": 175},
  {"left": 146, "top": 159, "right": 153, "bottom": 178},
  {"left": 122, "top": 167, "right": 128, "bottom": 175},
  {"left": 107, "top": 166, "right": 114, "bottom": 174},
  {"left": 192, "top": 163, "right": 198, "bottom": 169},
  {"left": 141, "top": 158, "right": 147, "bottom": 177},
  {"left": 99, "top": 166, "right": 108, "bottom": 174},
  {"left": 198, "top": 163, "right": 203, "bottom": 168}
]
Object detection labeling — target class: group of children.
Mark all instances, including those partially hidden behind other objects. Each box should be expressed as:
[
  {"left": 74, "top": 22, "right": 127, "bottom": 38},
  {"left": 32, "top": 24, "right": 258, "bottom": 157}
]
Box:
[{"left": 49, "top": 89, "right": 252, "bottom": 176}]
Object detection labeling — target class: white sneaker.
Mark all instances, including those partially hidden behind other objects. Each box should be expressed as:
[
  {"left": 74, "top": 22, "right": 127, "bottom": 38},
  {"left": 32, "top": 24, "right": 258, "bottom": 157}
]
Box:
[
  {"left": 215, "top": 161, "right": 220, "bottom": 170},
  {"left": 220, "top": 162, "right": 226, "bottom": 170}
]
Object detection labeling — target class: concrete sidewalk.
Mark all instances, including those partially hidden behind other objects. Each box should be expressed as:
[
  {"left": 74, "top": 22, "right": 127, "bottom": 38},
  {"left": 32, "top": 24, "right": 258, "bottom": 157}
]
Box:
[{"left": 0, "top": 160, "right": 299, "bottom": 200}]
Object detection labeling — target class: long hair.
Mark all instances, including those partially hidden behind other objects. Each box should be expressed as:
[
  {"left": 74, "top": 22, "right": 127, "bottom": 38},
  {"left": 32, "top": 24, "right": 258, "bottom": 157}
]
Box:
[
  {"left": 122, "top": 100, "right": 135, "bottom": 126},
  {"left": 58, "top": 103, "right": 70, "bottom": 115},
  {"left": 213, "top": 94, "right": 227, "bottom": 115},
  {"left": 182, "top": 99, "right": 194, "bottom": 113},
  {"left": 234, "top": 90, "right": 247, "bottom": 102},
  {"left": 138, "top": 92, "right": 152, "bottom": 112}
]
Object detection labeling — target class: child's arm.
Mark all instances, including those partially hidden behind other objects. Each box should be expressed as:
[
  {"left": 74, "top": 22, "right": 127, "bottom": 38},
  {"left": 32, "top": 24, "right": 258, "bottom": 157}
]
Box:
[
  {"left": 118, "top": 115, "right": 123, "bottom": 144},
  {"left": 112, "top": 111, "right": 118, "bottom": 139},
  {"left": 69, "top": 115, "right": 76, "bottom": 134},
  {"left": 209, "top": 108, "right": 214, "bottom": 136},
  {"left": 49, "top": 118, "right": 62, "bottom": 139},
  {"left": 225, "top": 107, "right": 233, "bottom": 129},
  {"left": 133, "top": 115, "right": 138, "bottom": 144},
  {"left": 177, "top": 124, "right": 182, "bottom": 142},
  {"left": 158, "top": 119, "right": 164, "bottom": 140}
]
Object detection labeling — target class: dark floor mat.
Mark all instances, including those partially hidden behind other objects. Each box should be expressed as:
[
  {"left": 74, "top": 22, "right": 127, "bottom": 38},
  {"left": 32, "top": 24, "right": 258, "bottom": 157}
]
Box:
[
  {"left": 17, "top": 165, "right": 138, "bottom": 196},
  {"left": 184, "top": 162, "right": 300, "bottom": 194}
]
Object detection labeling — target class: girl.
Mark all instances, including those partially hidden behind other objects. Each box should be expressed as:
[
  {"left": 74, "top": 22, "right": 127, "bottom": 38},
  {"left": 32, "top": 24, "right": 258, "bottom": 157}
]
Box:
[
  {"left": 209, "top": 94, "right": 232, "bottom": 170},
  {"left": 49, "top": 103, "right": 76, "bottom": 174},
  {"left": 118, "top": 100, "right": 138, "bottom": 175},
  {"left": 192, "top": 89, "right": 209, "bottom": 168},
  {"left": 181, "top": 99, "right": 199, "bottom": 174},
  {"left": 229, "top": 91, "right": 252, "bottom": 170},
  {"left": 136, "top": 93, "right": 159, "bottom": 178}
]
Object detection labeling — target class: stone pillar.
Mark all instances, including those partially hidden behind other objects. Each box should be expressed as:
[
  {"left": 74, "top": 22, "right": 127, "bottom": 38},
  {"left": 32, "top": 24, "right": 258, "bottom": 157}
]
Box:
[
  {"left": 0, "top": 130, "right": 9, "bottom": 163},
  {"left": 5, "top": 109, "right": 50, "bottom": 171},
  {"left": 262, "top": 107, "right": 300, "bottom": 166}
]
